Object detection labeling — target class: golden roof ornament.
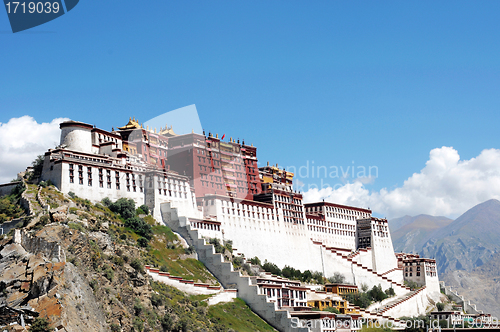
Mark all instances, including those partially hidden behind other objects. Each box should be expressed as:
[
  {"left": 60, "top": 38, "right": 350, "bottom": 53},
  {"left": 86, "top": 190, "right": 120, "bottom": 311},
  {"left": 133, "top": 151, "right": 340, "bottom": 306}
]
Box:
[{"left": 117, "top": 117, "right": 141, "bottom": 130}]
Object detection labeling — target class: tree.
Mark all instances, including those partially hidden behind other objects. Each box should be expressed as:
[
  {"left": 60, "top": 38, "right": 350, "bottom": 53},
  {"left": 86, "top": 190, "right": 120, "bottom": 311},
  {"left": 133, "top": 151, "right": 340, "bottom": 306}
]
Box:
[
  {"left": 138, "top": 204, "right": 149, "bottom": 215},
  {"left": 436, "top": 302, "right": 445, "bottom": 312},
  {"left": 385, "top": 287, "right": 396, "bottom": 297},
  {"left": 101, "top": 197, "right": 112, "bottom": 207},
  {"left": 311, "top": 271, "right": 324, "bottom": 284},
  {"left": 301, "top": 270, "right": 313, "bottom": 283},
  {"left": 368, "top": 284, "right": 388, "bottom": 302},
  {"left": 109, "top": 198, "right": 136, "bottom": 219},
  {"left": 125, "top": 216, "right": 153, "bottom": 240},
  {"left": 249, "top": 256, "right": 261, "bottom": 266},
  {"left": 160, "top": 314, "right": 174, "bottom": 331},
  {"left": 137, "top": 237, "right": 149, "bottom": 247},
  {"left": 345, "top": 292, "right": 371, "bottom": 308},
  {"left": 262, "top": 261, "right": 281, "bottom": 276},
  {"left": 282, "top": 266, "right": 301, "bottom": 280},
  {"left": 31, "top": 155, "right": 45, "bottom": 178},
  {"left": 328, "top": 272, "right": 346, "bottom": 284}
]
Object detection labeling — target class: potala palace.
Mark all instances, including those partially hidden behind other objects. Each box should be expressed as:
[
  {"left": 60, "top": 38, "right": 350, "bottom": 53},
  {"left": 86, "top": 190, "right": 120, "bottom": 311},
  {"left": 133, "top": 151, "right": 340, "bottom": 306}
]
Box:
[{"left": 38, "top": 117, "right": 444, "bottom": 328}]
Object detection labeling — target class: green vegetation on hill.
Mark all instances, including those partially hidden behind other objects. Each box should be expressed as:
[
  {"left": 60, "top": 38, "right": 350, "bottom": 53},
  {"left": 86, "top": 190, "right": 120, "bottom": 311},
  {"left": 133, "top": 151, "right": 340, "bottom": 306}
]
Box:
[
  {"left": 208, "top": 298, "right": 276, "bottom": 332},
  {"left": 150, "top": 281, "right": 276, "bottom": 332},
  {"left": 251, "top": 257, "right": 324, "bottom": 284},
  {"left": 0, "top": 183, "right": 26, "bottom": 222},
  {"left": 344, "top": 284, "right": 395, "bottom": 309}
]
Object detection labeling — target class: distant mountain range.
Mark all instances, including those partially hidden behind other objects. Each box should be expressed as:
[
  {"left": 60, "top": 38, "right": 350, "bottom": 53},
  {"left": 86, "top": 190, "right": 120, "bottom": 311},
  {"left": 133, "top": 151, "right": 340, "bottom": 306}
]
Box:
[
  {"left": 390, "top": 199, "right": 500, "bottom": 317},
  {"left": 390, "top": 214, "right": 453, "bottom": 254}
]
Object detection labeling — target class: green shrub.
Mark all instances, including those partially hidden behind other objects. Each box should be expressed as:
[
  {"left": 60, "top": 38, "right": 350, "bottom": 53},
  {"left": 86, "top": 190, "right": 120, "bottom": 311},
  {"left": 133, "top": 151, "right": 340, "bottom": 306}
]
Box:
[
  {"left": 68, "top": 222, "right": 85, "bottom": 232},
  {"left": 224, "top": 239, "right": 233, "bottom": 253},
  {"left": 110, "top": 323, "right": 121, "bottom": 332},
  {"left": 184, "top": 245, "right": 195, "bottom": 255},
  {"left": 132, "top": 317, "right": 143, "bottom": 332},
  {"left": 323, "top": 307, "right": 341, "bottom": 314},
  {"left": 249, "top": 256, "right": 261, "bottom": 266},
  {"left": 437, "top": 302, "right": 445, "bottom": 312},
  {"left": 133, "top": 298, "right": 144, "bottom": 315},
  {"left": 104, "top": 267, "right": 114, "bottom": 281},
  {"left": 209, "top": 238, "right": 224, "bottom": 254},
  {"left": 29, "top": 317, "right": 54, "bottom": 332},
  {"left": 125, "top": 216, "right": 153, "bottom": 240},
  {"left": 68, "top": 192, "right": 76, "bottom": 199},
  {"left": 150, "top": 293, "right": 164, "bottom": 307},
  {"left": 138, "top": 204, "right": 149, "bottom": 215},
  {"left": 137, "top": 237, "right": 149, "bottom": 247},
  {"left": 110, "top": 255, "right": 124, "bottom": 266},
  {"left": 39, "top": 215, "right": 50, "bottom": 225},
  {"left": 109, "top": 198, "right": 136, "bottom": 219},
  {"left": 89, "top": 279, "right": 98, "bottom": 292},
  {"left": 232, "top": 256, "right": 243, "bottom": 269},
  {"left": 160, "top": 314, "right": 173, "bottom": 331},
  {"left": 101, "top": 197, "right": 112, "bottom": 207},
  {"left": 130, "top": 258, "right": 144, "bottom": 273}
]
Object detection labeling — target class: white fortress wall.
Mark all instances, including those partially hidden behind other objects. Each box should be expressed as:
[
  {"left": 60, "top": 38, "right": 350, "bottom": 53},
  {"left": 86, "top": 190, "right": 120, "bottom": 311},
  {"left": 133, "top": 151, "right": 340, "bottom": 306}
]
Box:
[
  {"left": 425, "top": 273, "right": 441, "bottom": 299},
  {"left": 208, "top": 198, "right": 323, "bottom": 272},
  {"left": 353, "top": 248, "right": 374, "bottom": 270},
  {"left": 149, "top": 176, "right": 200, "bottom": 221},
  {"left": 321, "top": 248, "right": 357, "bottom": 283},
  {"left": 371, "top": 236, "right": 399, "bottom": 274}
]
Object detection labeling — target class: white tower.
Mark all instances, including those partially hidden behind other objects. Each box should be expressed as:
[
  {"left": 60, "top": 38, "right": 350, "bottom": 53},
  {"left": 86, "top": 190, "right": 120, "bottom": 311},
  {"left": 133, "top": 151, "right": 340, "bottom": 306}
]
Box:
[{"left": 60, "top": 121, "right": 93, "bottom": 153}]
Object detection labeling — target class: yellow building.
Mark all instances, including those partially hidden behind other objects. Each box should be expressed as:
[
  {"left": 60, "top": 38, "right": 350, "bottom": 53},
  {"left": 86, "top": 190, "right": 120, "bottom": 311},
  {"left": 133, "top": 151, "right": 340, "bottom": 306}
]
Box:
[
  {"left": 324, "top": 283, "right": 359, "bottom": 298},
  {"left": 307, "top": 292, "right": 349, "bottom": 313}
]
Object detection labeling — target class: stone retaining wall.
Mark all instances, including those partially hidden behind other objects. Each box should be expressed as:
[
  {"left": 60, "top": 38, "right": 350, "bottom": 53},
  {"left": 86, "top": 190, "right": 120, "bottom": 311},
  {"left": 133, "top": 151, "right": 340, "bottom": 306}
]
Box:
[
  {"left": 14, "top": 229, "right": 66, "bottom": 263},
  {"left": 440, "top": 281, "right": 482, "bottom": 314}
]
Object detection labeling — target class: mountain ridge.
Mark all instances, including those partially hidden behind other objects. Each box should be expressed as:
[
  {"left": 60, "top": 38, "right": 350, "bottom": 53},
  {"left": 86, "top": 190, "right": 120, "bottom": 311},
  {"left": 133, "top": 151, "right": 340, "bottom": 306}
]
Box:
[{"left": 390, "top": 199, "right": 500, "bottom": 317}]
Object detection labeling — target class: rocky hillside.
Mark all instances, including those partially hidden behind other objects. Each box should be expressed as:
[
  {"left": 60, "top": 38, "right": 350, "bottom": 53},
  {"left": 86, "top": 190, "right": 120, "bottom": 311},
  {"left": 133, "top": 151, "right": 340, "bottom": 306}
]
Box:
[
  {"left": 442, "top": 252, "right": 500, "bottom": 318},
  {"left": 390, "top": 214, "right": 453, "bottom": 254},
  {"left": 0, "top": 183, "right": 276, "bottom": 332}
]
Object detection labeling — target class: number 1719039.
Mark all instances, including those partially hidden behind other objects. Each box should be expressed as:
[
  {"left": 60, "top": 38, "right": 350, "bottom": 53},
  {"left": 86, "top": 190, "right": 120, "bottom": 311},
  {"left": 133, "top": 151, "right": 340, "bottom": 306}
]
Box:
[{"left": 5, "top": 2, "right": 60, "bottom": 14}]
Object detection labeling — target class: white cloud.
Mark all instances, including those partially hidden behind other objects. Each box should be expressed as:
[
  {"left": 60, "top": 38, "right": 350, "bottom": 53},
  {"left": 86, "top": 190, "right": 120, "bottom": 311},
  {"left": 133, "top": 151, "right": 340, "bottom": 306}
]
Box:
[
  {"left": 303, "top": 147, "right": 500, "bottom": 219},
  {"left": 0, "top": 116, "right": 69, "bottom": 183}
]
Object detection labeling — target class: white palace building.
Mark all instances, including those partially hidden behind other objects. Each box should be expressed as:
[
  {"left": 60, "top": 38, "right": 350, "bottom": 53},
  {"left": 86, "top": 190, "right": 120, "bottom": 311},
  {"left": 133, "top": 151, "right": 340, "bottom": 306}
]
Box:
[{"left": 38, "top": 119, "right": 441, "bottom": 318}]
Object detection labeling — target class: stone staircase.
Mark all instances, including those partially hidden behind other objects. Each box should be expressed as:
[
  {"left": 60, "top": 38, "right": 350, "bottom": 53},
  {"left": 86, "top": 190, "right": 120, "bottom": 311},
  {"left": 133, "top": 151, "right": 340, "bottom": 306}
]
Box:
[
  {"left": 314, "top": 241, "right": 410, "bottom": 293},
  {"left": 378, "top": 287, "right": 426, "bottom": 314},
  {"left": 161, "top": 207, "right": 310, "bottom": 332},
  {"left": 186, "top": 224, "right": 309, "bottom": 332}
]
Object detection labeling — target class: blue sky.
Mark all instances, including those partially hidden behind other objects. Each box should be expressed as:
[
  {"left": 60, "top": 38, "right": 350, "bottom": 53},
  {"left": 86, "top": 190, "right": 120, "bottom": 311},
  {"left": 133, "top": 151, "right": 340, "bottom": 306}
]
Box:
[{"left": 2, "top": 1, "right": 500, "bottom": 218}]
